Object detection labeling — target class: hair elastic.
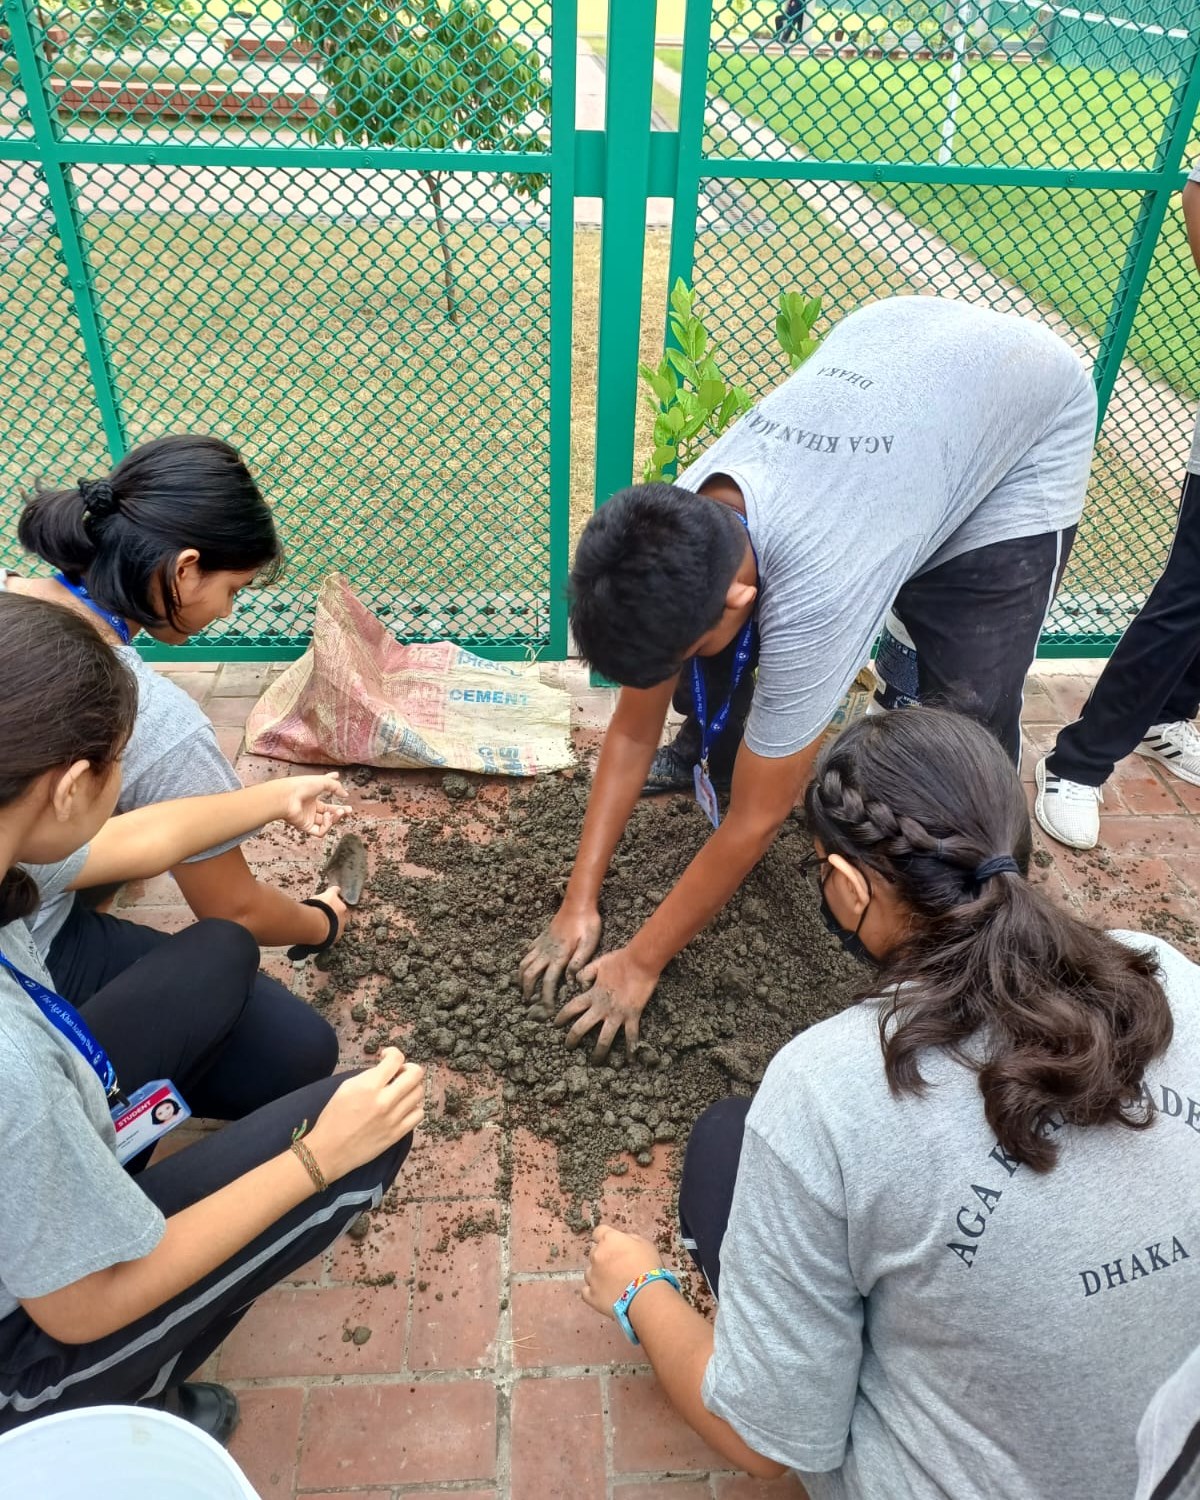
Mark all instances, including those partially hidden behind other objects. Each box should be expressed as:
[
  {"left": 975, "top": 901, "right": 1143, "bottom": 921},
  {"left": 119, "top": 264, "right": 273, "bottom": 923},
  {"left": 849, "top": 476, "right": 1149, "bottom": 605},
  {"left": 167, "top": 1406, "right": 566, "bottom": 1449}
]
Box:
[
  {"left": 78, "top": 478, "right": 118, "bottom": 520},
  {"left": 974, "top": 855, "right": 1020, "bottom": 883}
]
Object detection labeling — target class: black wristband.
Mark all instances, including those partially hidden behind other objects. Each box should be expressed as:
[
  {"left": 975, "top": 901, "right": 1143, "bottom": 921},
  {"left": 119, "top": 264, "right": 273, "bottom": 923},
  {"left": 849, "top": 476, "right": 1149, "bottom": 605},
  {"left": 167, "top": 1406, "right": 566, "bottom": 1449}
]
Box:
[{"left": 286, "top": 898, "right": 340, "bottom": 962}]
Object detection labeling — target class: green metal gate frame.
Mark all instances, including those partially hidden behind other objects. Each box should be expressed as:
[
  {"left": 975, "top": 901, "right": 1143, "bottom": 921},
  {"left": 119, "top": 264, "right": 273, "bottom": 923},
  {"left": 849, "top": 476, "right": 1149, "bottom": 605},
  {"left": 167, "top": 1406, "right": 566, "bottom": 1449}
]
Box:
[
  {"left": 3, "top": 0, "right": 1200, "bottom": 658},
  {"left": 0, "top": 0, "right": 580, "bottom": 661}
]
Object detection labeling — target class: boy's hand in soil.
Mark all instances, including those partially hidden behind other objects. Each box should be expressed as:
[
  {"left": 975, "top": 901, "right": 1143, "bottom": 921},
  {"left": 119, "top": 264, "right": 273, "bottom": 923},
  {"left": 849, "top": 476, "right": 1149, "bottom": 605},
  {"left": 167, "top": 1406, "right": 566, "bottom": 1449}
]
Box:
[
  {"left": 279, "top": 773, "right": 348, "bottom": 836},
  {"left": 520, "top": 904, "right": 603, "bottom": 1009},
  {"left": 583, "top": 1224, "right": 662, "bottom": 1314},
  {"left": 305, "top": 1047, "right": 426, "bottom": 1180},
  {"left": 554, "top": 945, "right": 658, "bottom": 1060}
]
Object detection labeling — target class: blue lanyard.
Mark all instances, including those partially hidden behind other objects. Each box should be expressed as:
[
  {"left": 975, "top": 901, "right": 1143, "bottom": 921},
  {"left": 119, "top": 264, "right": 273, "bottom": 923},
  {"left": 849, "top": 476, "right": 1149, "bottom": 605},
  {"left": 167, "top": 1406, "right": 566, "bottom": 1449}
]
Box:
[
  {"left": 690, "top": 512, "right": 758, "bottom": 771},
  {"left": 55, "top": 573, "right": 131, "bottom": 646},
  {"left": 0, "top": 950, "right": 122, "bottom": 1102}
]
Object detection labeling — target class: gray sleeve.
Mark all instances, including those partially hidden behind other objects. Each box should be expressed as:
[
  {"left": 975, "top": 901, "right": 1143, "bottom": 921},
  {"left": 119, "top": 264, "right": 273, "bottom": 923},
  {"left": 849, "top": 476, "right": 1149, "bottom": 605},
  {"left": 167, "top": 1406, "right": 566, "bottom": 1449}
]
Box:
[
  {"left": 18, "top": 847, "right": 91, "bottom": 902},
  {"left": 1190, "top": 161, "right": 1200, "bottom": 183},
  {"left": 1135, "top": 1344, "right": 1200, "bottom": 1500},
  {"left": 0, "top": 1060, "right": 163, "bottom": 1300},
  {"left": 121, "top": 725, "right": 248, "bottom": 864},
  {"left": 700, "top": 1071, "right": 864, "bottom": 1473}
]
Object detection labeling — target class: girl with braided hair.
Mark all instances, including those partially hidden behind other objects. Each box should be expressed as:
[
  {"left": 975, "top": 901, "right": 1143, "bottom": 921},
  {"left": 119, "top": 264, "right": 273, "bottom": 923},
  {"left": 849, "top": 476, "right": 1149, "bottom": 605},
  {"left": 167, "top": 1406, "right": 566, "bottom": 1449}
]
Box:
[{"left": 581, "top": 706, "right": 1199, "bottom": 1499}]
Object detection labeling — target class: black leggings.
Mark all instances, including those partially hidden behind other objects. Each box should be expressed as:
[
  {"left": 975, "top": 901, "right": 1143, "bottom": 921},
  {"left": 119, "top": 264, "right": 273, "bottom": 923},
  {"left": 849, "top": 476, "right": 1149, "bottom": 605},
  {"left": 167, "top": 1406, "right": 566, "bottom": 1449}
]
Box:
[
  {"left": 678, "top": 1096, "right": 752, "bottom": 1300},
  {"left": 48, "top": 901, "right": 337, "bottom": 1119},
  {"left": 1048, "top": 472, "right": 1200, "bottom": 786},
  {"left": 0, "top": 920, "right": 412, "bottom": 1429}
]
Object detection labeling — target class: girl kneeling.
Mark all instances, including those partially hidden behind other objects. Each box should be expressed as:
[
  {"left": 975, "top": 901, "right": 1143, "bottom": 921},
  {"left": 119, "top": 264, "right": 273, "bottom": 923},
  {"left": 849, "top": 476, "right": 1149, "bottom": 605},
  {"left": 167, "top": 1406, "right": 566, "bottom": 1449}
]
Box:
[
  {"left": 0, "top": 594, "right": 423, "bottom": 1439},
  {"left": 584, "top": 707, "right": 1199, "bottom": 1499}
]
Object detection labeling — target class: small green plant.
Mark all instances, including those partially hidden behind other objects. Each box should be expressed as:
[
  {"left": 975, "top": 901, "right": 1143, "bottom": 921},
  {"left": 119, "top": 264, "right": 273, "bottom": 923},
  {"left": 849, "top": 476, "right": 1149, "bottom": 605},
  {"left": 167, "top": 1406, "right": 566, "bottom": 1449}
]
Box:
[
  {"left": 640, "top": 280, "right": 825, "bottom": 483},
  {"left": 775, "top": 290, "right": 823, "bottom": 370},
  {"left": 639, "top": 280, "right": 752, "bottom": 484}
]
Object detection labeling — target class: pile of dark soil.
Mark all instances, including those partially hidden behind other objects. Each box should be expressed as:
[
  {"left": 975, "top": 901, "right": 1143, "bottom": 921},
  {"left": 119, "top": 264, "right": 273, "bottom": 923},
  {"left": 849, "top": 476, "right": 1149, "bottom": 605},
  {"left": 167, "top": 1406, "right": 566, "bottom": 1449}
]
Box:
[{"left": 320, "top": 776, "right": 859, "bottom": 1207}]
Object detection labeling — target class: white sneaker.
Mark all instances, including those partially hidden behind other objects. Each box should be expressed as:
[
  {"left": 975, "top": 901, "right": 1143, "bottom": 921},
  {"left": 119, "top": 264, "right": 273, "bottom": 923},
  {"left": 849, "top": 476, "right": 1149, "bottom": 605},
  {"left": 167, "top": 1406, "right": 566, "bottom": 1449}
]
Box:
[
  {"left": 1136, "top": 720, "right": 1200, "bottom": 787},
  {"left": 1034, "top": 756, "right": 1102, "bottom": 850}
]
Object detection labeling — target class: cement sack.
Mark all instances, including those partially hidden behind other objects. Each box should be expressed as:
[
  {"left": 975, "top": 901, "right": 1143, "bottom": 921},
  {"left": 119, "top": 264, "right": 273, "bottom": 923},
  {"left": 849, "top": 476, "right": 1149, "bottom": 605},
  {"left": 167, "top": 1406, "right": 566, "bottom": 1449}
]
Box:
[{"left": 245, "top": 573, "right": 574, "bottom": 776}]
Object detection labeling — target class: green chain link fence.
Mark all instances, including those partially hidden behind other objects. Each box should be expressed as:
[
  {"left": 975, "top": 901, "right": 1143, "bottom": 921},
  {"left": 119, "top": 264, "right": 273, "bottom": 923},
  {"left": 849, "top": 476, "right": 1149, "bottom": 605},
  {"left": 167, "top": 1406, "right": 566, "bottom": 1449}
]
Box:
[{"left": 2, "top": 0, "right": 1199, "bottom": 658}]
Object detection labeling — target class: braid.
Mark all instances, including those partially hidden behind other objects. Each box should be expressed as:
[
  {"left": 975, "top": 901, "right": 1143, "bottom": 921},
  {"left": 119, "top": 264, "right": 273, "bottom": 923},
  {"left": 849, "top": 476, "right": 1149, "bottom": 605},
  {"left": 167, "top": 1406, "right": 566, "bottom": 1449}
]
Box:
[{"left": 813, "top": 765, "right": 972, "bottom": 880}]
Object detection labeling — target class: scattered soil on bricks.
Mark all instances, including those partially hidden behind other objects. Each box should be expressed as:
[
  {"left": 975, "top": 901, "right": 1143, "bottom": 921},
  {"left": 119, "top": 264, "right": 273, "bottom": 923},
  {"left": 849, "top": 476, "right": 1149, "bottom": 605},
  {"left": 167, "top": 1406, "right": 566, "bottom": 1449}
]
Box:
[{"left": 320, "top": 776, "right": 860, "bottom": 1210}]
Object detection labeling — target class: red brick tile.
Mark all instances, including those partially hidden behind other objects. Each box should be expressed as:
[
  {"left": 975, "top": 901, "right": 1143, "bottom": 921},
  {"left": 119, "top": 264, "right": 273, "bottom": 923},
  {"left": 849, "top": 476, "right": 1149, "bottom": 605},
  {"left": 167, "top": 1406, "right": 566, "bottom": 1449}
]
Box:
[
  {"left": 216, "top": 724, "right": 245, "bottom": 762},
  {"left": 114, "top": 872, "right": 185, "bottom": 908},
  {"left": 300, "top": 1381, "right": 496, "bottom": 1488},
  {"left": 1019, "top": 676, "right": 1057, "bottom": 724},
  {"left": 126, "top": 907, "right": 198, "bottom": 935},
  {"left": 611, "top": 1372, "right": 728, "bottom": 1474},
  {"left": 213, "top": 663, "right": 276, "bottom": 697},
  {"left": 511, "top": 1376, "right": 606, "bottom": 1500},
  {"left": 217, "top": 1284, "right": 406, "bottom": 1377},
  {"left": 1163, "top": 775, "right": 1200, "bottom": 813},
  {"left": 511, "top": 1277, "right": 648, "bottom": 1369},
  {"left": 1090, "top": 814, "right": 1200, "bottom": 856},
  {"left": 1040, "top": 674, "right": 1091, "bottom": 723},
  {"left": 234, "top": 751, "right": 294, "bottom": 785},
  {"left": 1109, "top": 758, "right": 1184, "bottom": 815},
  {"left": 714, "top": 1476, "right": 808, "bottom": 1497},
  {"left": 159, "top": 670, "right": 215, "bottom": 704},
  {"left": 225, "top": 1385, "right": 303, "bottom": 1500},
  {"left": 304, "top": 1493, "right": 393, "bottom": 1500},
  {"left": 329, "top": 1202, "right": 416, "bottom": 1285},
  {"left": 614, "top": 1485, "right": 712, "bottom": 1500},
  {"left": 410, "top": 1200, "right": 502, "bottom": 1369},
  {"left": 510, "top": 1130, "right": 589, "bottom": 1273},
  {"left": 405, "top": 1124, "right": 501, "bottom": 1200},
  {"left": 208, "top": 694, "right": 262, "bottom": 725},
  {"left": 1018, "top": 723, "right": 1057, "bottom": 781}
]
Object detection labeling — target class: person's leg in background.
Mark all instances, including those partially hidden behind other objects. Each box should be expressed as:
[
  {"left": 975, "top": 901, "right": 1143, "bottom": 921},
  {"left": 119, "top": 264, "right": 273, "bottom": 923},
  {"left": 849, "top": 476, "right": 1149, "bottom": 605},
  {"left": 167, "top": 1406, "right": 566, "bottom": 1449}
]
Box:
[
  {"left": 0, "top": 1068, "right": 414, "bottom": 1435},
  {"left": 1038, "top": 472, "right": 1200, "bottom": 848},
  {"left": 643, "top": 634, "right": 760, "bottom": 795},
  {"left": 678, "top": 1096, "right": 752, "bottom": 1299},
  {"left": 890, "top": 526, "right": 1076, "bottom": 767},
  {"left": 49, "top": 903, "right": 338, "bottom": 1116}
]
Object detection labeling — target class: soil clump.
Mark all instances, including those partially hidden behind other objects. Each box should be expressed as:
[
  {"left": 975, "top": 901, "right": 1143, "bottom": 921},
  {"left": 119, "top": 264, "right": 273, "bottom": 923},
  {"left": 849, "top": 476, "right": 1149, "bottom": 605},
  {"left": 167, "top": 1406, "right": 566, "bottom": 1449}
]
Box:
[{"left": 320, "top": 776, "right": 859, "bottom": 1209}]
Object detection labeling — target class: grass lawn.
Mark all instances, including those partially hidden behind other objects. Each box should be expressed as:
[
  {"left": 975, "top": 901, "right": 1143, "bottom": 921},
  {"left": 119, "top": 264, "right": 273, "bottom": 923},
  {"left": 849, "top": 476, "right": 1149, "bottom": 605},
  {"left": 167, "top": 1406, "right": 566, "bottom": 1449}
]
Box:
[
  {"left": 658, "top": 48, "right": 1200, "bottom": 394},
  {"left": 0, "top": 207, "right": 556, "bottom": 648}
]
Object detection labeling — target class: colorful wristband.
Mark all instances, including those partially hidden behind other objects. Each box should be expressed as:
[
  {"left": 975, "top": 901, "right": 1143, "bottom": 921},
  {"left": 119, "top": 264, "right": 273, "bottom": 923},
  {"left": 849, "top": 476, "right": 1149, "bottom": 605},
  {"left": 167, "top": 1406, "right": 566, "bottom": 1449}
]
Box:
[{"left": 613, "top": 1268, "right": 681, "bottom": 1344}]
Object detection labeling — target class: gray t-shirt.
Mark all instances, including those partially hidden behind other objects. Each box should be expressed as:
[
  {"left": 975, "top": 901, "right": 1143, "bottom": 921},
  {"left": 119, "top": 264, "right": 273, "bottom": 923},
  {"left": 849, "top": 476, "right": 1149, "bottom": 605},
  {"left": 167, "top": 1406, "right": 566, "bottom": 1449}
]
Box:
[
  {"left": 1136, "top": 1344, "right": 1200, "bottom": 1500},
  {"left": 0, "top": 855, "right": 164, "bottom": 1322},
  {"left": 702, "top": 931, "right": 1200, "bottom": 1500},
  {"left": 32, "top": 645, "right": 243, "bottom": 951},
  {"left": 678, "top": 295, "right": 1096, "bottom": 756}
]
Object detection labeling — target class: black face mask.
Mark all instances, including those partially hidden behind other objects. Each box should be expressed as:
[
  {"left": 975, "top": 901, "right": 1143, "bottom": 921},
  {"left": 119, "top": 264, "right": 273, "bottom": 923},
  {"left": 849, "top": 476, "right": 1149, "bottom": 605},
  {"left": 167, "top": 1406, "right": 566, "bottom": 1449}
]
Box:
[{"left": 819, "top": 882, "right": 876, "bottom": 966}]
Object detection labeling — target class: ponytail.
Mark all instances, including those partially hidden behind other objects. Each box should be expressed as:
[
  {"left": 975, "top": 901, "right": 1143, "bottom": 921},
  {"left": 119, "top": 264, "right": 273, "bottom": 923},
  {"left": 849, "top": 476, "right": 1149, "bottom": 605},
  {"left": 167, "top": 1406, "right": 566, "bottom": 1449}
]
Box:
[
  {"left": 806, "top": 707, "right": 1172, "bottom": 1172},
  {"left": 19, "top": 434, "right": 281, "bottom": 631}
]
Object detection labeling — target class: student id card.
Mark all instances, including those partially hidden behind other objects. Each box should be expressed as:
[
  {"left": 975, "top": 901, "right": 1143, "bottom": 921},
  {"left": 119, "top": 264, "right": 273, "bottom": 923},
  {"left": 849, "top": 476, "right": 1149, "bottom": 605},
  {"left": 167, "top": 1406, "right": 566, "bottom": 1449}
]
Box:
[
  {"left": 112, "top": 1080, "right": 190, "bottom": 1165},
  {"left": 694, "top": 763, "right": 722, "bottom": 830}
]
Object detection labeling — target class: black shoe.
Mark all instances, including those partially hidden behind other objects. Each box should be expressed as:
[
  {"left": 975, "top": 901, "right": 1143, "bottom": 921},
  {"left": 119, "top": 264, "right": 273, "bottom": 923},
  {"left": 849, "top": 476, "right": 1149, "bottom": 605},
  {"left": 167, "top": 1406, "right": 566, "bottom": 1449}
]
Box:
[
  {"left": 641, "top": 746, "right": 732, "bottom": 797},
  {"left": 163, "top": 1382, "right": 241, "bottom": 1446}
]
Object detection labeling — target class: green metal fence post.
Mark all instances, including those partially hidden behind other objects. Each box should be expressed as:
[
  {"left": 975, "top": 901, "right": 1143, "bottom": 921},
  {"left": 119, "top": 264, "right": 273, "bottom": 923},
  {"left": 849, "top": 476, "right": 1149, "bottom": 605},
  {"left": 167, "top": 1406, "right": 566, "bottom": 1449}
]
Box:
[
  {"left": 666, "top": 0, "right": 714, "bottom": 298},
  {"left": 3, "top": 0, "right": 127, "bottom": 461},
  {"left": 1090, "top": 45, "right": 1200, "bottom": 428},
  {"left": 547, "top": 0, "right": 578, "bottom": 658},
  {"left": 592, "top": 0, "right": 657, "bottom": 506}
]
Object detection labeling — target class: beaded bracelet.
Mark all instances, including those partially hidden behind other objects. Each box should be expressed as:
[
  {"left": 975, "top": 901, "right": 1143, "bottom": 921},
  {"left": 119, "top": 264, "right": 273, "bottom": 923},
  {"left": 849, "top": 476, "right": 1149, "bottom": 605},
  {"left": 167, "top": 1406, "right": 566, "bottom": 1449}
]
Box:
[
  {"left": 613, "top": 1268, "right": 681, "bottom": 1344},
  {"left": 290, "top": 1120, "right": 328, "bottom": 1193}
]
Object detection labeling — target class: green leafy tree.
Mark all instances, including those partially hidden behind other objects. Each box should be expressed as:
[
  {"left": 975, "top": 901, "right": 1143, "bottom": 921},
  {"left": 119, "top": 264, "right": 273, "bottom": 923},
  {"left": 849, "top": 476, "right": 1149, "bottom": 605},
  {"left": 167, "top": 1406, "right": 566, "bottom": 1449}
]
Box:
[
  {"left": 640, "top": 279, "right": 824, "bottom": 483},
  {"left": 285, "top": 0, "right": 549, "bottom": 323}
]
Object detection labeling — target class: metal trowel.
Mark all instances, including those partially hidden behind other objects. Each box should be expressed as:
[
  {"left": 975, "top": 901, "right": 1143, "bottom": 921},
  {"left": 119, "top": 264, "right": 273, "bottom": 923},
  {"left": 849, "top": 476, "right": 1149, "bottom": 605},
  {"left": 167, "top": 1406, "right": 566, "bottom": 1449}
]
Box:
[{"left": 321, "top": 831, "right": 368, "bottom": 906}]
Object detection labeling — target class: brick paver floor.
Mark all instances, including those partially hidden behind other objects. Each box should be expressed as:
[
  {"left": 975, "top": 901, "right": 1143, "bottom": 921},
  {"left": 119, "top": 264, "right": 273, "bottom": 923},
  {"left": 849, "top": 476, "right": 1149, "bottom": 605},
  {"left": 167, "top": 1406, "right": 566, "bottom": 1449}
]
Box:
[{"left": 125, "top": 660, "right": 1199, "bottom": 1500}]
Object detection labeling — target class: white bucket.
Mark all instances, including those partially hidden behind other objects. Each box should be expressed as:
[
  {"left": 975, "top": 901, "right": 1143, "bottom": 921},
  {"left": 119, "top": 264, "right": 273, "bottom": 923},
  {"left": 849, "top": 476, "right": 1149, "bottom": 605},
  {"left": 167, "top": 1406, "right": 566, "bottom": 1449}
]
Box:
[{"left": 0, "top": 1404, "right": 261, "bottom": 1499}]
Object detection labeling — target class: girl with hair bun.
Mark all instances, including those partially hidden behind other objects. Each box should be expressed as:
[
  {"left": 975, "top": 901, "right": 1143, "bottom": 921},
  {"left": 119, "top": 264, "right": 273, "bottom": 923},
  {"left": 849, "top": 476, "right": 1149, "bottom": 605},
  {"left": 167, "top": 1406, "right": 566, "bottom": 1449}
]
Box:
[
  {"left": 10, "top": 435, "right": 346, "bottom": 1102},
  {"left": 581, "top": 707, "right": 1200, "bottom": 1499}
]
